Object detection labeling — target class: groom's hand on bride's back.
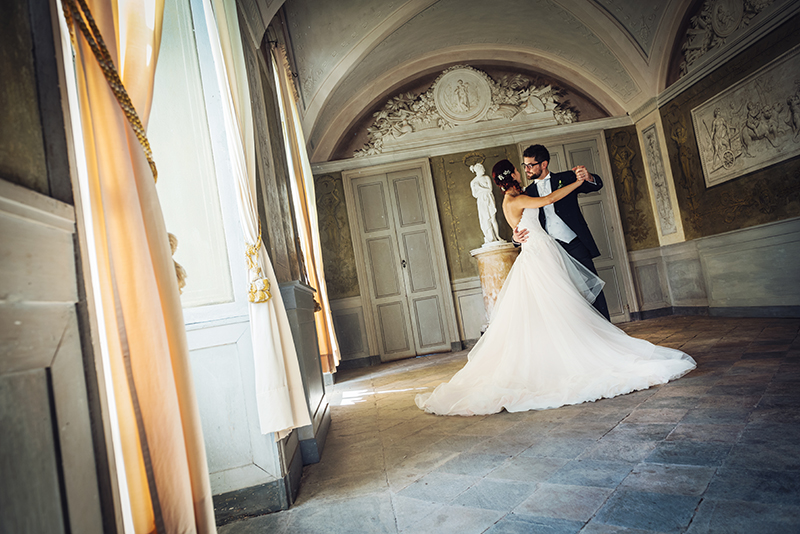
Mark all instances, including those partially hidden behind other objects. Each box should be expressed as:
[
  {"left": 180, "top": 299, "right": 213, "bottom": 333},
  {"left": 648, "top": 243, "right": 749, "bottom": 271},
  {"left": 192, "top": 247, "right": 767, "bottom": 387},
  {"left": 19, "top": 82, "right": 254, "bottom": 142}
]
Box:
[{"left": 513, "top": 226, "right": 530, "bottom": 244}]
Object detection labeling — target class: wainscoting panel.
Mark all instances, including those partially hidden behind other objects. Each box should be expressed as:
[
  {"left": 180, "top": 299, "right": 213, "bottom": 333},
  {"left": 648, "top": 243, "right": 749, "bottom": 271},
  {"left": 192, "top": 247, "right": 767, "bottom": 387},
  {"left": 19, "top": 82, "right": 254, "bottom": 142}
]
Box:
[
  {"left": 330, "top": 297, "right": 372, "bottom": 365},
  {"left": 452, "top": 277, "right": 486, "bottom": 345},
  {"left": 186, "top": 319, "right": 282, "bottom": 494},
  {"left": 628, "top": 217, "right": 800, "bottom": 317}
]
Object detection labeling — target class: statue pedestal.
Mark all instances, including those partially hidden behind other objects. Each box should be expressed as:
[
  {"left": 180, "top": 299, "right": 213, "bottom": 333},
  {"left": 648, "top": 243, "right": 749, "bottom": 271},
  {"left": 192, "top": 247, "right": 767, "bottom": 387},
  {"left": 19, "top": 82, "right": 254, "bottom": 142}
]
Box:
[{"left": 470, "top": 242, "right": 519, "bottom": 327}]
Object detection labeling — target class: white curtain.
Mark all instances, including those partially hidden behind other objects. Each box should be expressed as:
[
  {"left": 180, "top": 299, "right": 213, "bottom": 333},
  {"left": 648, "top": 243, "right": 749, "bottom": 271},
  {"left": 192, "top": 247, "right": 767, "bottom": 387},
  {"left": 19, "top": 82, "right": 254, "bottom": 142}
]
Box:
[
  {"left": 271, "top": 45, "right": 341, "bottom": 373},
  {"left": 203, "top": 0, "right": 310, "bottom": 437},
  {"left": 61, "top": 0, "right": 215, "bottom": 531}
]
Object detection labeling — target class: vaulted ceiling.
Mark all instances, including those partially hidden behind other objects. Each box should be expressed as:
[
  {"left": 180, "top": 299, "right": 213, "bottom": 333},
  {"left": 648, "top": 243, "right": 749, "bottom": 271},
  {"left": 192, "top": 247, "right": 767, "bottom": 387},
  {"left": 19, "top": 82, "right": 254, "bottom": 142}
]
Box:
[{"left": 260, "top": 0, "right": 697, "bottom": 162}]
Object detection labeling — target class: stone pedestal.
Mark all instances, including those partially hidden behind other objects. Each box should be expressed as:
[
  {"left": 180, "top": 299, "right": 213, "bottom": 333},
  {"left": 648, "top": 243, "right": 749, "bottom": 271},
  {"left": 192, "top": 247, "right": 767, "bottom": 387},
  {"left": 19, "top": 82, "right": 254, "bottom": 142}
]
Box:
[{"left": 470, "top": 242, "right": 520, "bottom": 325}]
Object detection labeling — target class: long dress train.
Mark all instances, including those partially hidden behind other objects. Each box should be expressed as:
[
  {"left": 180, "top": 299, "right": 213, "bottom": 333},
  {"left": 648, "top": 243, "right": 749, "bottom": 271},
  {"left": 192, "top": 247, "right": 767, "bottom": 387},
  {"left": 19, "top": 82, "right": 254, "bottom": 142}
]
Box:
[{"left": 415, "top": 208, "right": 696, "bottom": 416}]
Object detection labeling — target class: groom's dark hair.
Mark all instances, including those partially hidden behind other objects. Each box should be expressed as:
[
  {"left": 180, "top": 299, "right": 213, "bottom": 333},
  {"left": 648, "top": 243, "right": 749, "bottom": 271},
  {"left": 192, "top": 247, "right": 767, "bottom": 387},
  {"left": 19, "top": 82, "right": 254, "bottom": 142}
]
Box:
[{"left": 522, "top": 144, "right": 550, "bottom": 163}]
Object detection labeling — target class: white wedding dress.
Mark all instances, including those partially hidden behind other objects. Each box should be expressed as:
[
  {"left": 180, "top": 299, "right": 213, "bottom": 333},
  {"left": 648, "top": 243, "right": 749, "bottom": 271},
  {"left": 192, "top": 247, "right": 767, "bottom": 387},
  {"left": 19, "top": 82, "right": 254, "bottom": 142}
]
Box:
[{"left": 416, "top": 208, "right": 696, "bottom": 416}]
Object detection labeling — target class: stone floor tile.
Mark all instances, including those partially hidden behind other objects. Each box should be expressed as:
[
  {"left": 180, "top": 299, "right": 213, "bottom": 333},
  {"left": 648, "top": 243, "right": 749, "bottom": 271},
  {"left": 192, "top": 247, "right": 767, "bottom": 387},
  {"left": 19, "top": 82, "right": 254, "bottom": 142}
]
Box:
[
  {"left": 519, "top": 437, "right": 599, "bottom": 459},
  {"left": 436, "top": 452, "right": 510, "bottom": 477},
  {"left": 604, "top": 423, "right": 675, "bottom": 442},
  {"left": 645, "top": 440, "right": 732, "bottom": 467},
  {"left": 686, "top": 499, "right": 800, "bottom": 534},
  {"left": 549, "top": 421, "right": 618, "bottom": 439},
  {"left": 705, "top": 467, "right": 800, "bottom": 504},
  {"left": 396, "top": 471, "right": 478, "bottom": 503},
  {"left": 578, "top": 438, "right": 657, "bottom": 463},
  {"left": 286, "top": 493, "right": 398, "bottom": 534},
  {"left": 593, "top": 490, "right": 700, "bottom": 533},
  {"left": 466, "top": 434, "right": 538, "bottom": 457},
  {"left": 218, "top": 511, "right": 290, "bottom": 534},
  {"left": 679, "top": 406, "right": 752, "bottom": 424},
  {"left": 547, "top": 459, "right": 634, "bottom": 488},
  {"left": 451, "top": 478, "right": 537, "bottom": 511},
  {"left": 485, "top": 513, "right": 584, "bottom": 534},
  {"left": 296, "top": 468, "right": 390, "bottom": 504},
  {"left": 486, "top": 456, "right": 570, "bottom": 483},
  {"left": 515, "top": 483, "right": 612, "bottom": 521},
  {"left": 665, "top": 423, "right": 744, "bottom": 442},
  {"left": 649, "top": 385, "right": 711, "bottom": 398},
  {"left": 401, "top": 504, "right": 504, "bottom": 534},
  {"left": 618, "top": 463, "right": 715, "bottom": 496},
  {"left": 623, "top": 409, "right": 688, "bottom": 424},
  {"left": 390, "top": 494, "right": 445, "bottom": 532},
  {"left": 578, "top": 522, "right": 667, "bottom": 534},
  {"left": 723, "top": 442, "right": 800, "bottom": 471},
  {"left": 637, "top": 396, "right": 696, "bottom": 409}
]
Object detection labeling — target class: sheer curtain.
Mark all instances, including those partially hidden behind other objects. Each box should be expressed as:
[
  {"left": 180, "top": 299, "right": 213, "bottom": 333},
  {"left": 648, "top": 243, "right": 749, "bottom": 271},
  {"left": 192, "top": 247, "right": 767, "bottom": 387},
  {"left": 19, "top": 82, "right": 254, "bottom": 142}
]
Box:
[
  {"left": 204, "top": 0, "right": 311, "bottom": 437},
  {"left": 271, "top": 44, "right": 341, "bottom": 372},
  {"left": 61, "top": 0, "right": 215, "bottom": 531}
]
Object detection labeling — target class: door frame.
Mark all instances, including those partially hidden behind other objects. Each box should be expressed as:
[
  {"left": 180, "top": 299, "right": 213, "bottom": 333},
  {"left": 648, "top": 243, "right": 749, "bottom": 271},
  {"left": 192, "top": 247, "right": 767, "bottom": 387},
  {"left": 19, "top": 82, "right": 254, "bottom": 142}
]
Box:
[
  {"left": 342, "top": 158, "right": 460, "bottom": 359},
  {"left": 517, "top": 131, "right": 638, "bottom": 321}
]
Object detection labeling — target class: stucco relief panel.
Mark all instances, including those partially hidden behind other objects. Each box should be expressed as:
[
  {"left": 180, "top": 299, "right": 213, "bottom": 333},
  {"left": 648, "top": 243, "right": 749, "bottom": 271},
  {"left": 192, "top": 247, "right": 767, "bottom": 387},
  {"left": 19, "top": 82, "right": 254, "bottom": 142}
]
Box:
[
  {"left": 691, "top": 46, "right": 800, "bottom": 187},
  {"left": 642, "top": 125, "right": 677, "bottom": 236}
]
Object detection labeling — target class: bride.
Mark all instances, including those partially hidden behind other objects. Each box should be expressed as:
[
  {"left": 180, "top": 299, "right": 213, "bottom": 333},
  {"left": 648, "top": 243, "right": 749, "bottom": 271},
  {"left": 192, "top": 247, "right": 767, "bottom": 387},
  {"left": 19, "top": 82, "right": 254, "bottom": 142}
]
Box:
[{"left": 415, "top": 160, "right": 695, "bottom": 416}]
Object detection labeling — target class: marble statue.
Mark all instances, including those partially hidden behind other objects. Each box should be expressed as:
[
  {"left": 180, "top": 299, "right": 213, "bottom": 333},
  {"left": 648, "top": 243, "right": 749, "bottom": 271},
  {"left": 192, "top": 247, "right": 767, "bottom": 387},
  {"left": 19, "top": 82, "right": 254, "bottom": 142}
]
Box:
[{"left": 470, "top": 163, "right": 501, "bottom": 245}]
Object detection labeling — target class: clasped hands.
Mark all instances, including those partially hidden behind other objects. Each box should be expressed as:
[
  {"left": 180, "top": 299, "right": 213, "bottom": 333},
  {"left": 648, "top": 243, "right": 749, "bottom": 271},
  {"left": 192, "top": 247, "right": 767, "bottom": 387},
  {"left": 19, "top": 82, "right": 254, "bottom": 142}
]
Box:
[{"left": 512, "top": 165, "right": 589, "bottom": 244}]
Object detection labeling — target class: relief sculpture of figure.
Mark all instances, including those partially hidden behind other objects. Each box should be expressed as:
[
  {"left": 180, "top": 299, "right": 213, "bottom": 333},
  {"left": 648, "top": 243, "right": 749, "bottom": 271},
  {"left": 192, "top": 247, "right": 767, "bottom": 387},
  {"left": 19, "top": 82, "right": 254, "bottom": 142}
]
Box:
[
  {"left": 742, "top": 101, "right": 778, "bottom": 157},
  {"left": 470, "top": 163, "right": 501, "bottom": 244},
  {"left": 454, "top": 80, "right": 470, "bottom": 112},
  {"left": 611, "top": 135, "right": 636, "bottom": 205},
  {"left": 787, "top": 86, "right": 800, "bottom": 142},
  {"left": 711, "top": 108, "right": 732, "bottom": 168}
]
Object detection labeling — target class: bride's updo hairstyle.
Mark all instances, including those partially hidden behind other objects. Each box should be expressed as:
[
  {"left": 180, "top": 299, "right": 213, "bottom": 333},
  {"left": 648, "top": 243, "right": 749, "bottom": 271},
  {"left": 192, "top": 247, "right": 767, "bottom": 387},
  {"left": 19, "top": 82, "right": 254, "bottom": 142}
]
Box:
[{"left": 492, "top": 159, "right": 520, "bottom": 192}]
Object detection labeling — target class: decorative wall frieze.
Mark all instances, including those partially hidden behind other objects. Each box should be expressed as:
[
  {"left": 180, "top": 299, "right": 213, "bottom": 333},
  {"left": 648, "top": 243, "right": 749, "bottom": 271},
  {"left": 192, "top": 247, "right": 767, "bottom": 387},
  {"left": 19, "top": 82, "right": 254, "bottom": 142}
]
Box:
[{"left": 354, "top": 65, "right": 577, "bottom": 158}]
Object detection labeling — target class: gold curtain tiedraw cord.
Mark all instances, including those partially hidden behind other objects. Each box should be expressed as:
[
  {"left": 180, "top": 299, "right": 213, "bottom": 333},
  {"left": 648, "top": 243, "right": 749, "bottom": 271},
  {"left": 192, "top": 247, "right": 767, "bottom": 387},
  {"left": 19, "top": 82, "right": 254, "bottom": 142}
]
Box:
[
  {"left": 61, "top": 0, "right": 158, "bottom": 182},
  {"left": 245, "top": 225, "right": 272, "bottom": 303}
]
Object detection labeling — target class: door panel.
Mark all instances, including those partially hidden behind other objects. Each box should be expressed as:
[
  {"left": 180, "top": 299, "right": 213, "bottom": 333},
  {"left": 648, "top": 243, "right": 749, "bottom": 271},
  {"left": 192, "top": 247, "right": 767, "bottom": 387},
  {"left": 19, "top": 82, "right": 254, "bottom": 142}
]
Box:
[
  {"left": 394, "top": 175, "right": 426, "bottom": 226},
  {"left": 358, "top": 180, "right": 390, "bottom": 232},
  {"left": 581, "top": 199, "right": 612, "bottom": 260},
  {"left": 597, "top": 265, "right": 624, "bottom": 317},
  {"left": 377, "top": 302, "right": 412, "bottom": 354},
  {"left": 367, "top": 237, "right": 403, "bottom": 298},
  {"left": 413, "top": 296, "right": 446, "bottom": 347},
  {"left": 402, "top": 231, "right": 436, "bottom": 292}
]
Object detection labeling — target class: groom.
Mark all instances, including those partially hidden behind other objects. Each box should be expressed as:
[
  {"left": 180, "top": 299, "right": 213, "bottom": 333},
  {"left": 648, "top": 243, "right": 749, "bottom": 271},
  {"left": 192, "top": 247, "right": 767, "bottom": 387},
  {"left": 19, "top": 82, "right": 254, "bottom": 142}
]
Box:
[{"left": 514, "top": 144, "right": 611, "bottom": 320}]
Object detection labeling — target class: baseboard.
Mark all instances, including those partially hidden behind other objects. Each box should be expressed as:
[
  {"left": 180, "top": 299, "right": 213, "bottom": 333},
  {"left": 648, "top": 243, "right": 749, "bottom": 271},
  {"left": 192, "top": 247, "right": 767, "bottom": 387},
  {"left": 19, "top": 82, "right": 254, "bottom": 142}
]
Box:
[
  {"left": 630, "top": 307, "right": 710, "bottom": 321},
  {"left": 709, "top": 305, "right": 800, "bottom": 318},
  {"left": 629, "top": 305, "right": 800, "bottom": 321},
  {"left": 300, "top": 403, "right": 331, "bottom": 465},
  {"left": 212, "top": 478, "right": 289, "bottom": 526},
  {"left": 337, "top": 354, "right": 381, "bottom": 370}
]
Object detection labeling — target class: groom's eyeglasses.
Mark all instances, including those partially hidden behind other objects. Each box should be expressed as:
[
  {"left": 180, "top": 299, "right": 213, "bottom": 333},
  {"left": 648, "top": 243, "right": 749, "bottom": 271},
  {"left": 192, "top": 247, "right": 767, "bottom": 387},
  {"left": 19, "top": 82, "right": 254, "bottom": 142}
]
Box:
[{"left": 523, "top": 162, "right": 541, "bottom": 169}]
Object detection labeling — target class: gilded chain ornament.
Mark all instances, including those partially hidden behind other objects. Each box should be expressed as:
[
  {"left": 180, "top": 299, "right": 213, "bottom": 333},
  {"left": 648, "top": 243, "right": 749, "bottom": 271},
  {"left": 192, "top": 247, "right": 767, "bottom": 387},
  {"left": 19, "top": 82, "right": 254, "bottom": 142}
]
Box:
[{"left": 245, "top": 226, "right": 271, "bottom": 303}]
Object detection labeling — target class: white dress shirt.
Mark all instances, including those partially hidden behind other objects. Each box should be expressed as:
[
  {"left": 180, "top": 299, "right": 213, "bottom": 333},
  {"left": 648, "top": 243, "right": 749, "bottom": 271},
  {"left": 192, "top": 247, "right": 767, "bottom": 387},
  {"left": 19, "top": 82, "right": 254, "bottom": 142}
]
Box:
[{"left": 535, "top": 173, "right": 577, "bottom": 244}]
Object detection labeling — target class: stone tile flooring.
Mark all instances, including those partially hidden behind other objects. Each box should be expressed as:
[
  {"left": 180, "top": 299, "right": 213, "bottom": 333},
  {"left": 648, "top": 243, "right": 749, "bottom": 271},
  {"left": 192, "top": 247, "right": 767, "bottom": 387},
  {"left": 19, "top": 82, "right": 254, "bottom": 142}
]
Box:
[{"left": 220, "top": 316, "right": 800, "bottom": 533}]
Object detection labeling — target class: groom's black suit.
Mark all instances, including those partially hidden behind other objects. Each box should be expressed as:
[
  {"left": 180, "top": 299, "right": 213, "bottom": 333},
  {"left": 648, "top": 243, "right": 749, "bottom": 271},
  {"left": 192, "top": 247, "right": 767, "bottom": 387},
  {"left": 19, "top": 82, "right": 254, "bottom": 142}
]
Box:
[{"left": 524, "top": 170, "right": 611, "bottom": 320}]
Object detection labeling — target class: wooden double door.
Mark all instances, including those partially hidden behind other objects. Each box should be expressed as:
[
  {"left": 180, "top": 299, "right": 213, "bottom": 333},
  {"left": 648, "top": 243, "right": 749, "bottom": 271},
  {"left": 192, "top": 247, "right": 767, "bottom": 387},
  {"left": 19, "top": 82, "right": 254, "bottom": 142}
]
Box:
[{"left": 343, "top": 160, "right": 458, "bottom": 361}]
